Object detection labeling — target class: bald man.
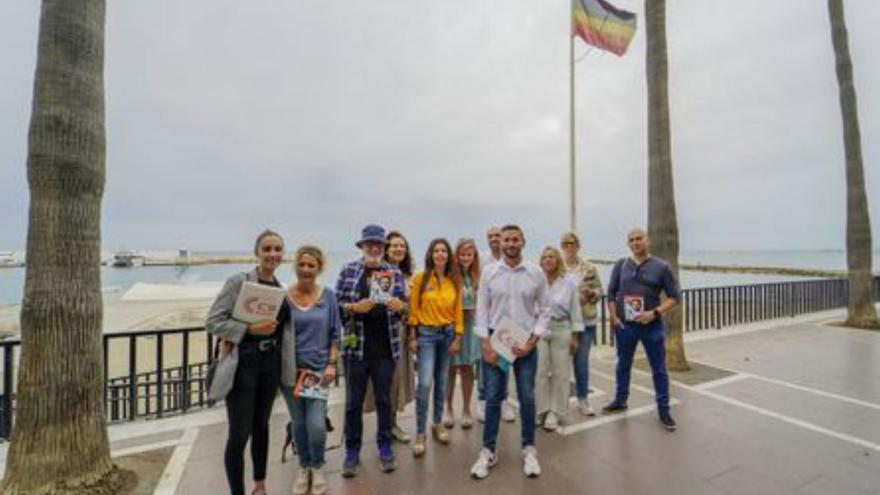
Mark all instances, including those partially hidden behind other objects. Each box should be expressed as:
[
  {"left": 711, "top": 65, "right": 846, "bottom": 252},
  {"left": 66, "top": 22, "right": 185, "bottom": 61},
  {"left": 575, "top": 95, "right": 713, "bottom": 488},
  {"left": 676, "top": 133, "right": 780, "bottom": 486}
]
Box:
[{"left": 603, "top": 228, "right": 680, "bottom": 431}]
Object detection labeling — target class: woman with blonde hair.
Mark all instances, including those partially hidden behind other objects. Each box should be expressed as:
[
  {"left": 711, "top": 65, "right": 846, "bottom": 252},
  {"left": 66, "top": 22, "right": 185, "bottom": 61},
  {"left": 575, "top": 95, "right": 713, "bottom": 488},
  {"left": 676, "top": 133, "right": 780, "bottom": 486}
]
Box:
[
  {"left": 535, "top": 245, "right": 584, "bottom": 431},
  {"left": 559, "top": 230, "right": 603, "bottom": 416},
  {"left": 443, "top": 238, "right": 481, "bottom": 429},
  {"left": 280, "top": 245, "right": 341, "bottom": 495}
]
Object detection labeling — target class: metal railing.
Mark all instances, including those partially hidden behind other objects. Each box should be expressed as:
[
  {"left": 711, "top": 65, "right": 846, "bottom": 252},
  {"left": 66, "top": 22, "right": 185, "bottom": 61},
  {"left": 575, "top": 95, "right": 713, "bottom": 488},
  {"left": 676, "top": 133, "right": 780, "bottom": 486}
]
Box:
[
  {"left": 593, "top": 277, "right": 878, "bottom": 347},
  {"left": 1, "top": 276, "right": 878, "bottom": 439}
]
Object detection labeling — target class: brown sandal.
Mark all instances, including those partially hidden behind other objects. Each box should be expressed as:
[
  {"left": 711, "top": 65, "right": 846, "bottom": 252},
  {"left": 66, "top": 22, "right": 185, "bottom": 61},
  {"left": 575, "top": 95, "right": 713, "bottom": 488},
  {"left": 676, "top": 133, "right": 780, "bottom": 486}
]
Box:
[{"left": 412, "top": 434, "right": 426, "bottom": 457}]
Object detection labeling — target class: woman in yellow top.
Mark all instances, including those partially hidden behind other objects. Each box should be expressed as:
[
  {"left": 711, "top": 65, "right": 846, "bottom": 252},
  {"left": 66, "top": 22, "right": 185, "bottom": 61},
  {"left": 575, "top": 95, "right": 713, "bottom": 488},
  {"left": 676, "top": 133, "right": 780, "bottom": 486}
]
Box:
[{"left": 408, "top": 238, "right": 463, "bottom": 457}]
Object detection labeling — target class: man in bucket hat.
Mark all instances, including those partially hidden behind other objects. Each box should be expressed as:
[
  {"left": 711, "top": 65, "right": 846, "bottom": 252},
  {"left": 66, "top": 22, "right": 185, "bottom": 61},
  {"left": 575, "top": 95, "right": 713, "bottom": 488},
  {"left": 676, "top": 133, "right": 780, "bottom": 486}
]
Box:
[{"left": 336, "top": 225, "right": 408, "bottom": 476}]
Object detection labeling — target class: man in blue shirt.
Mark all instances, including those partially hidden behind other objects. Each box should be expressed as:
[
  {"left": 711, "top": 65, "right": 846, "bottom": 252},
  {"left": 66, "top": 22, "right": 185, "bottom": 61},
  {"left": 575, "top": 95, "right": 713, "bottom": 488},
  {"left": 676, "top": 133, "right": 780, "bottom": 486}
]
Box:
[{"left": 604, "top": 228, "right": 681, "bottom": 431}]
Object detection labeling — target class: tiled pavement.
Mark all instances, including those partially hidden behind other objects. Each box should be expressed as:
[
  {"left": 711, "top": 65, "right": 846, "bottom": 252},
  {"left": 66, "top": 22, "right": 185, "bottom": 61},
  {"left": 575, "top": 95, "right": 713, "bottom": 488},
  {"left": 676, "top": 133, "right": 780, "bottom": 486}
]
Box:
[{"left": 52, "top": 311, "right": 880, "bottom": 495}]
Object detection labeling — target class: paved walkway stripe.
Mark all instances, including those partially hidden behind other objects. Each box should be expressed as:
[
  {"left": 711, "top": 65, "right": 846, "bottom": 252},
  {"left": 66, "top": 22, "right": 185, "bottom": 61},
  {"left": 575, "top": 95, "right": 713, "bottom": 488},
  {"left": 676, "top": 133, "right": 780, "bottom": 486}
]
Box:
[
  {"left": 693, "top": 373, "right": 751, "bottom": 391},
  {"left": 618, "top": 365, "right": 880, "bottom": 453},
  {"left": 153, "top": 427, "right": 199, "bottom": 495}
]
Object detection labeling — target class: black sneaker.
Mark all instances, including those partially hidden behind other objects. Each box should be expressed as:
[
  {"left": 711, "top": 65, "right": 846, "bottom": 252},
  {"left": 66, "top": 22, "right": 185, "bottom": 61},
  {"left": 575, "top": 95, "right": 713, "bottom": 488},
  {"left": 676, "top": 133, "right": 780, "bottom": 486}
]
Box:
[
  {"left": 602, "top": 401, "right": 628, "bottom": 414},
  {"left": 659, "top": 410, "right": 677, "bottom": 431},
  {"left": 342, "top": 449, "right": 360, "bottom": 478}
]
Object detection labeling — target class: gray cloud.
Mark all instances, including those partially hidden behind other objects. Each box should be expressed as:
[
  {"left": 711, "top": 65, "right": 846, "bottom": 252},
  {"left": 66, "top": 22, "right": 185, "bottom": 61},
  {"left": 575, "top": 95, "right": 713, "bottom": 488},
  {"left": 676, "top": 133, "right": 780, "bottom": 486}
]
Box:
[{"left": 1, "top": 0, "right": 879, "bottom": 256}]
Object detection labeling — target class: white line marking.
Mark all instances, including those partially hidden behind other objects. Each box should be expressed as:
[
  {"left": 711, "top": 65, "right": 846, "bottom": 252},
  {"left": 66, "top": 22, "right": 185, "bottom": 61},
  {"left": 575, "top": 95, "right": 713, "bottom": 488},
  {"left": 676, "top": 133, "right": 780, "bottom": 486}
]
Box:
[
  {"left": 730, "top": 371, "right": 880, "bottom": 411},
  {"left": 152, "top": 427, "right": 199, "bottom": 495},
  {"left": 112, "top": 439, "right": 182, "bottom": 459},
  {"left": 557, "top": 398, "right": 682, "bottom": 436},
  {"left": 592, "top": 370, "right": 663, "bottom": 398},
  {"left": 617, "top": 365, "right": 880, "bottom": 453},
  {"left": 693, "top": 373, "right": 751, "bottom": 391},
  {"left": 685, "top": 385, "right": 880, "bottom": 452}
]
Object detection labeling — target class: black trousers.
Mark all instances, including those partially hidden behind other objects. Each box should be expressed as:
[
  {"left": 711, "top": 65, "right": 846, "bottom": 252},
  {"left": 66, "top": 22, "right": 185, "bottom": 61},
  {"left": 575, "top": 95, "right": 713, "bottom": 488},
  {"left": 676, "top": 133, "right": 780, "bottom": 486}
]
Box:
[{"left": 224, "top": 344, "right": 280, "bottom": 495}]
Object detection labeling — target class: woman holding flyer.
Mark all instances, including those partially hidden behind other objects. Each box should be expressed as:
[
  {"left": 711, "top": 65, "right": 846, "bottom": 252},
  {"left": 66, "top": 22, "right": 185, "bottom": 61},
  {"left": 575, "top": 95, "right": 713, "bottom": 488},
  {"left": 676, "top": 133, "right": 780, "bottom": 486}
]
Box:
[
  {"left": 443, "top": 238, "right": 481, "bottom": 429},
  {"left": 281, "top": 245, "right": 341, "bottom": 495},
  {"left": 535, "top": 246, "right": 584, "bottom": 431},
  {"left": 408, "top": 238, "right": 463, "bottom": 457},
  {"left": 205, "top": 230, "right": 297, "bottom": 495}
]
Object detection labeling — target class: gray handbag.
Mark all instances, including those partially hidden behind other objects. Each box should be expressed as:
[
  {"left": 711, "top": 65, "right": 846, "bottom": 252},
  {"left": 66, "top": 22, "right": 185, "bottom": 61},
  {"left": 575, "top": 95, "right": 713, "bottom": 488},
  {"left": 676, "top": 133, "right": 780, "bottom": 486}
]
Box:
[{"left": 208, "top": 345, "right": 238, "bottom": 400}]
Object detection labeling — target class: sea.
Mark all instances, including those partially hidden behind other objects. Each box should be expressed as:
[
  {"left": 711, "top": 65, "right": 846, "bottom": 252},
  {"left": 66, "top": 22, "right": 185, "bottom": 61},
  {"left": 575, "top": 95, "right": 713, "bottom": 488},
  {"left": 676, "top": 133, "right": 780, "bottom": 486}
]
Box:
[{"left": 1, "top": 248, "right": 874, "bottom": 308}]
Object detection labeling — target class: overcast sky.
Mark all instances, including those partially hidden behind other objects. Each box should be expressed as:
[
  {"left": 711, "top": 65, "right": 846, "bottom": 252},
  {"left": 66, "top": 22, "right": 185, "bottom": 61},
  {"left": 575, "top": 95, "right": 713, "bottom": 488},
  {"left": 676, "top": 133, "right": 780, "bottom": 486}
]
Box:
[{"left": 1, "top": 0, "right": 879, "bottom": 255}]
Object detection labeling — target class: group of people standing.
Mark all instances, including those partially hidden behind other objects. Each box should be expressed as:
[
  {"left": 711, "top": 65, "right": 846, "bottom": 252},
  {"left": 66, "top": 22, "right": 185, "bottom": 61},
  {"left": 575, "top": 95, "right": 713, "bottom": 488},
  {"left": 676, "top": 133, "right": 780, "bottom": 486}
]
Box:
[{"left": 206, "top": 223, "right": 680, "bottom": 495}]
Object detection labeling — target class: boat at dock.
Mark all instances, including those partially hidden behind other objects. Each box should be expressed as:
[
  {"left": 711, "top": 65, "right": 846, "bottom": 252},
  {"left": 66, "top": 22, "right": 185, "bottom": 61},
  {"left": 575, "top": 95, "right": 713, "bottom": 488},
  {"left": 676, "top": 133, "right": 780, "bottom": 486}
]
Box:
[{"left": 110, "top": 251, "right": 146, "bottom": 267}]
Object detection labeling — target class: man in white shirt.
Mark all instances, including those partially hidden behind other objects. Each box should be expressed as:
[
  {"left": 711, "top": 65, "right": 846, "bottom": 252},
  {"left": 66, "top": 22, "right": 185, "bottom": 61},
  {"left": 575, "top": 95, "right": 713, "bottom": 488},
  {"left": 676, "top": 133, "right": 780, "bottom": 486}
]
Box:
[
  {"left": 470, "top": 225, "right": 550, "bottom": 480},
  {"left": 477, "top": 225, "right": 517, "bottom": 423}
]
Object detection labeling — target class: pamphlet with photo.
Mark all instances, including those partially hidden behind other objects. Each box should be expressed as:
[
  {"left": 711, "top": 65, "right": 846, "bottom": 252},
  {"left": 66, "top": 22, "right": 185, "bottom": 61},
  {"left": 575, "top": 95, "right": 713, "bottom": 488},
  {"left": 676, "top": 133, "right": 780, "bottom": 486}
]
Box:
[
  {"left": 623, "top": 295, "right": 645, "bottom": 322},
  {"left": 490, "top": 317, "right": 531, "bottom": 363},
  {"left": 369, "top": 271, "right": 394, "bottom": 304},
  {"left": 232, "top": 281, "right": 287, "bottom": 324},
  {"left": 293, "top": 369, "right": 328, "bottom": 401}
]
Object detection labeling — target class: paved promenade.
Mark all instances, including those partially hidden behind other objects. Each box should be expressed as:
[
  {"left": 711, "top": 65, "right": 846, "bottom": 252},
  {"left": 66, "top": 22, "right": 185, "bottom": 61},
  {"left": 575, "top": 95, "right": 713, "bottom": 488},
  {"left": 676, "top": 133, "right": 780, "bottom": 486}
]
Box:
[{"left": 5, "top": 309, "right": 878, "bottom": 494}]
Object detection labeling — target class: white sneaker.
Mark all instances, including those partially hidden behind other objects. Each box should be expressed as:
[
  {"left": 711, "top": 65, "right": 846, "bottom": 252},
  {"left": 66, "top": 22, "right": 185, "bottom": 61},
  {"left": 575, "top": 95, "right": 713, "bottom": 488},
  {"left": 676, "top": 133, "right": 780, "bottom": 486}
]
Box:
[
  {"left": 477, "top": 400, "right": 485, "bottom": 423},
  {"left": 522, "top": 446, "right": 541, "bottom": 478},
  {"left": 543, "top": 412, "right": 558, "bottom": 431},
  {"left": 291, "top": 467, "right": 310, "bottom": 495},
  {"left": 502, "top": 400, "right": 516, "bottom": 422},
  {"left": 577, "top": 399, "right": 596, "bottom": 416},
  {"left": 470, "top": 448, "right": 498, "bottom": 480},
  {"left": 310, "top": 467, "right": 327, "bottom": 495}
]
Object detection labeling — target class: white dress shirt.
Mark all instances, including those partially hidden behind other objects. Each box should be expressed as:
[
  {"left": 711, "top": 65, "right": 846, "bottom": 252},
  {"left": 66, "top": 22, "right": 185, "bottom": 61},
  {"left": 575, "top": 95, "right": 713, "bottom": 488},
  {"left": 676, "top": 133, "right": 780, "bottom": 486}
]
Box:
[
  {"left": 475, "top": 258, "right": 550, "bottom": 339},
  {"left": 547, "top": 274, "right": 585, "bottom": 332}
]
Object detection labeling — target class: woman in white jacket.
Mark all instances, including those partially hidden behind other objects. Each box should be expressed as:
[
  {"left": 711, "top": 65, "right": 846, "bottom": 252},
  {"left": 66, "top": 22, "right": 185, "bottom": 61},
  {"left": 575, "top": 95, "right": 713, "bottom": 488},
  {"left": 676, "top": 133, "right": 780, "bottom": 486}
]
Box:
[{"left": 535, "top": 246, "right": 584, "bottom": 431}]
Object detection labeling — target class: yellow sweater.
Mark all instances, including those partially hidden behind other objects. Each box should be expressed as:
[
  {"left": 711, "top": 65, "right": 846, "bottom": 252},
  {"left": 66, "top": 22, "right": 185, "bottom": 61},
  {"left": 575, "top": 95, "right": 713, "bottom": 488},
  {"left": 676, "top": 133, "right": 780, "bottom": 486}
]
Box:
[{"left": 408, "top": 271, "right": 464, "bottom": 335}]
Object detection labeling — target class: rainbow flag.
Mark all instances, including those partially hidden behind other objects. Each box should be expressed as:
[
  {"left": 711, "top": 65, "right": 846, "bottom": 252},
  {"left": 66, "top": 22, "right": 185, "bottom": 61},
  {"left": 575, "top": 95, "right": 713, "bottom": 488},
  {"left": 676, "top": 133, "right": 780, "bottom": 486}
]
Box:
[{"left": 572, "top": 0, "right": 637, "bottom": 56}]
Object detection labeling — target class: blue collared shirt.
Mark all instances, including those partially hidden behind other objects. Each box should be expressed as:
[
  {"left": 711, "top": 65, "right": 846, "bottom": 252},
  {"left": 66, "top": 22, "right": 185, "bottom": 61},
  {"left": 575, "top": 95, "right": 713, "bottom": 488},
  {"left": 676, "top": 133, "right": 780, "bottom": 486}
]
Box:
[{"left": 607, "top": 256, "right": 681, "bottom": 319}]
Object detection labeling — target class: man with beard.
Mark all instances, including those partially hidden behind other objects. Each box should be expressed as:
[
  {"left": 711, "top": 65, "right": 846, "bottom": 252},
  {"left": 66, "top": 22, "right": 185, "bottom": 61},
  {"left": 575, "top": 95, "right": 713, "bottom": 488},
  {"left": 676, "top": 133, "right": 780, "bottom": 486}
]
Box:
[
  {"left": 336, "top": 225, "right": 408, "bottom": 477},
  {"left": 471, "top": 225, "right": 550, "bottom": 480}
]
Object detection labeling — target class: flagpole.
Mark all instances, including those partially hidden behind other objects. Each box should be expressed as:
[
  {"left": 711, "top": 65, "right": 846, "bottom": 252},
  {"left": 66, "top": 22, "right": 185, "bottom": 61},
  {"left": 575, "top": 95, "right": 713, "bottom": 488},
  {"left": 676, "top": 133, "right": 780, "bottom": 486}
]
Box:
[{"left": 569, "top": 19, "right": 577, "bottom": 233}]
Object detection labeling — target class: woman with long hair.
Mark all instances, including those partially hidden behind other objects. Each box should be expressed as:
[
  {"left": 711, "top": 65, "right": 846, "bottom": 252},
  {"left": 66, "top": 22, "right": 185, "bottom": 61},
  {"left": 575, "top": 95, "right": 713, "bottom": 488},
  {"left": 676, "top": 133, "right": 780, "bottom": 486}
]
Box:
[
  {"left": 443, "top": 238, "right": 481, "bottom": 429},
  {"left": 280, "top": 245, "right": 340, "bottom": 495},
  {"left": 206, "top": 230, "right": 297, "bottom": 495},
  {"left": 535, "top": 246, "right": 584, "bottom": 431},
  {"left": 408, "top": 238, "right": 462, "bottom": 457}
]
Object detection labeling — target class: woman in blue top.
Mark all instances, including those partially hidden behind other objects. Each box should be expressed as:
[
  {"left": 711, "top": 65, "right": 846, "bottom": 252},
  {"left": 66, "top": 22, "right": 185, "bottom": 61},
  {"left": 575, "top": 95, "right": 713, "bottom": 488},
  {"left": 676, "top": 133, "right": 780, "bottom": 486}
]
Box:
[{"left": 281, "top": 245, "right": 341, "bottom": 495}]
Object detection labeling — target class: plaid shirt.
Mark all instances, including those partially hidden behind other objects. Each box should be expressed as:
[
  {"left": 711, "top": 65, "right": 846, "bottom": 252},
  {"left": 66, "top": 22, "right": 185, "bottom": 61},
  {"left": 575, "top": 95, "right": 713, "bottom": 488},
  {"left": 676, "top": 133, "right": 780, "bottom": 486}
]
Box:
[{"left": 335, "top": 259, "right": 407, "bottom": 361}]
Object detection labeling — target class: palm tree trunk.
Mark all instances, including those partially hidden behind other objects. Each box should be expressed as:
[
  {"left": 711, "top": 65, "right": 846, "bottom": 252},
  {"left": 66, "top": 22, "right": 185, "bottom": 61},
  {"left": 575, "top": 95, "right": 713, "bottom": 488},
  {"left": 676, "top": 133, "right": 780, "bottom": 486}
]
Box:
[
  {"left": 827, "top": 0, "right": 879, "bottom": 330},
  {"left": 645, "top": 0, "right": 688, "bottom": 370},
  {"left": 1, "top": 1, "right": 126, "bottom": 494}
]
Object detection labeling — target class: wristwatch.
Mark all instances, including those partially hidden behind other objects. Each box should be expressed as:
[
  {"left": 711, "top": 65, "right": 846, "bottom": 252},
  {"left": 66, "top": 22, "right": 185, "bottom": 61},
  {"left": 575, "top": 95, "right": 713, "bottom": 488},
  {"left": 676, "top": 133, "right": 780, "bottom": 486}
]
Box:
[{"left": 653, "top": 309, "right": 662, "bottom": 319}]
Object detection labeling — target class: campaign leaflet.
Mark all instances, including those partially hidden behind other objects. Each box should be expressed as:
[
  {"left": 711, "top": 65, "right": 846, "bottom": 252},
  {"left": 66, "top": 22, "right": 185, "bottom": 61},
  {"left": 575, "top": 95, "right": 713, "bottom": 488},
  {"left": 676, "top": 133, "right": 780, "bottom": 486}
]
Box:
[
  {"left": 232, "top": 281, "right": 287, "bottom": 324},
  {"left": 623, "top": 295, "right": 645, "bottom": 322},
  {"left": 293, "top": 369, "right": 329, "bottom": 400},
  {"left": 369, "top": 271, "right": 394, "bottom": 304},
  {"left": 489, "top": 317, "right": 531, "bottom": 364}
]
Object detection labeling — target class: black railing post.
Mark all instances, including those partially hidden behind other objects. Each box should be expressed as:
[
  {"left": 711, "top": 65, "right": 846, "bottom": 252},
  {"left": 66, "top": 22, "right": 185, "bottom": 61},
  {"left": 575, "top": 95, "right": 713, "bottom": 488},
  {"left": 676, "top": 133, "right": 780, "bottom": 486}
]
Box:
[
  {"left": 156, "top": 334, "right": 164, "bottom": 418},
  {"left": 182, "top": 331, "right": 190, "bottom": 413},
  {"left": 2, "top": 345, "right": 13, "bottom": 439},
  {"left": 128, "top": 335, "right": 137, "bottom": 420}
]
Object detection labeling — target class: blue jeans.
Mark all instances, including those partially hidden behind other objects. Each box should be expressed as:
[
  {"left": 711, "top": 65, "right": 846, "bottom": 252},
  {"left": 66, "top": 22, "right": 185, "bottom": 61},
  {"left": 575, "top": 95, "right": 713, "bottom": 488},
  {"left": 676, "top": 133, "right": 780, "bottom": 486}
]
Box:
[
  {"left": 481, "top": 347, "right": 537, "bottom": 452},
  {"left": 572, "top": 325, "right": 596, "bottom": 400},
  {"left": 614, "top": 321, "right": 669, "bottom": 410},
  {"left": 478, "top": 359, "right": 509, "bottom": 401},
  {"left": 416, "top": 325, "right": 454, "bottom": 434},
  {"left": 281, "top": 386, "right": 328, "bottom": 468},
  {"left": 344, "top": 357, "right": 396, "bottom": 452}
]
